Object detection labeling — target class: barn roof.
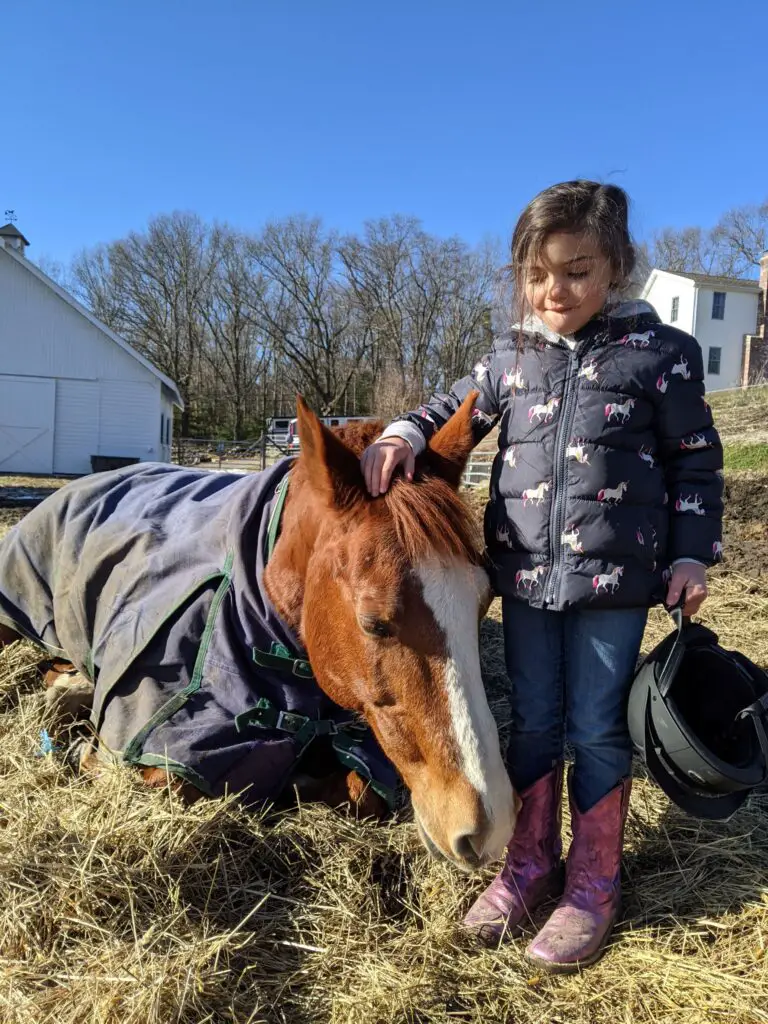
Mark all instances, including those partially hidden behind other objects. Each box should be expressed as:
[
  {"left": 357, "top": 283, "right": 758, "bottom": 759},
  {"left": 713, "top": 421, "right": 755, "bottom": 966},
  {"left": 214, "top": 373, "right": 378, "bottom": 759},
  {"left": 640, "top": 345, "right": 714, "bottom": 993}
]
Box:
[
  {"left": 0, "top": 244, "right": 183, "bottom": 408},
  {"left": 0, "top": 223, "right": 31, "bottom": 246},
  {"left": 645, "top": 268, "right": 760, "bottom": 294}
]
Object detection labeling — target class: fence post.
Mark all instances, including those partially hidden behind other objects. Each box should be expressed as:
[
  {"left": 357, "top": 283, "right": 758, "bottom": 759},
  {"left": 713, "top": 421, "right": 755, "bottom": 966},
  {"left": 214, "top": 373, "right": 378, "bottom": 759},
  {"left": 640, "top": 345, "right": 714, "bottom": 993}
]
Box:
[{"left": 260, "top": 433, "right": 267, "bottom": 471}]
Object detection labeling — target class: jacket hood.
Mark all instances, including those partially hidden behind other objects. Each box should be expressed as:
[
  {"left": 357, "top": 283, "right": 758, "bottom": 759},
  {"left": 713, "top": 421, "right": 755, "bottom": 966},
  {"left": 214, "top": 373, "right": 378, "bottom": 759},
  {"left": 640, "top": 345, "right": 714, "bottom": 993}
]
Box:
[{"left": 501, "top": 301, "right": 662, "bottom": 351}]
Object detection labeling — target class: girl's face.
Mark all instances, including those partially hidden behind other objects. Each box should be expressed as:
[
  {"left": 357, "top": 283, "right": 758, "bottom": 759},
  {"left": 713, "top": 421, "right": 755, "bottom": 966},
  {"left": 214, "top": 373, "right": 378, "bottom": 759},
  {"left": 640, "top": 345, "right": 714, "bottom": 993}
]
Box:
[{"left": 524, "top": 232, "right": 614, "bottom": 336}]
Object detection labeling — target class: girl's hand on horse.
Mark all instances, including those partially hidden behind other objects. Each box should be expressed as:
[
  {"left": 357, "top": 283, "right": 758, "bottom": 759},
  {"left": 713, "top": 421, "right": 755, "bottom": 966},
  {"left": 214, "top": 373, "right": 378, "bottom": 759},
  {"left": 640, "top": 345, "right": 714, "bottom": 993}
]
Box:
[
  {"left": 361, "top": 437, "right": 415, "bottom": 496},
  {"left": 666, "top": 562, "right": 708, "bottom": 616}
]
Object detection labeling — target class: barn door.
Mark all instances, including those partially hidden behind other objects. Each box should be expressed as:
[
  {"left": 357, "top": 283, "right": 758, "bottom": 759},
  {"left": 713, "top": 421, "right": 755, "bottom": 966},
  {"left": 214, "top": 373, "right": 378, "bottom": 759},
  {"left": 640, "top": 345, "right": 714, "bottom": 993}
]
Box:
[
  {"left": 0, "top": 376, "right": 55, "bottom": 474},
  {"left": 54, "top": 379, "right": 100, "bottom": 475}
]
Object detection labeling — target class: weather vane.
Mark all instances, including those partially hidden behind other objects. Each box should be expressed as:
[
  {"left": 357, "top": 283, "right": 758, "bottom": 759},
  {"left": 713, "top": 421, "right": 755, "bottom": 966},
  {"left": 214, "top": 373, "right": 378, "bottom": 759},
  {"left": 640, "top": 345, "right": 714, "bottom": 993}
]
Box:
[{"left": 4, "top": 210, "right": 16, "bottom": 224}]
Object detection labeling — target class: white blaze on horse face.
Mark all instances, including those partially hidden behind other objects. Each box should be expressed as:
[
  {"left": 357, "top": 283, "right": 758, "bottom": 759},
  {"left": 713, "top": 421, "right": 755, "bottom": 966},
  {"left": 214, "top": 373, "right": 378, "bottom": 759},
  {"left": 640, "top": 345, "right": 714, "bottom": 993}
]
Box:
[{"left": 416, "top": 558, "right": 516, "bottom": 862}]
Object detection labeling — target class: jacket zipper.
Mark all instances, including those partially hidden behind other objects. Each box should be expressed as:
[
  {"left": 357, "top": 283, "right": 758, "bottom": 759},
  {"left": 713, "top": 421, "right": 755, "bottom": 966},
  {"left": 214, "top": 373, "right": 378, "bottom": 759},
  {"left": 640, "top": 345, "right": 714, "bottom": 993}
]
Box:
[{"left": 543, "top": 342, "right": 593, "bottom": 607}]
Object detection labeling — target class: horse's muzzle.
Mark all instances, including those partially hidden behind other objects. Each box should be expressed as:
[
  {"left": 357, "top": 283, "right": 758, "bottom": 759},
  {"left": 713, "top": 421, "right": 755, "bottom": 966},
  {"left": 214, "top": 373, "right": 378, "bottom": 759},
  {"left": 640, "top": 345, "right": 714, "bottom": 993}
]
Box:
[{"left": 414, "top": 809, "right": 496, "bottom": 873}]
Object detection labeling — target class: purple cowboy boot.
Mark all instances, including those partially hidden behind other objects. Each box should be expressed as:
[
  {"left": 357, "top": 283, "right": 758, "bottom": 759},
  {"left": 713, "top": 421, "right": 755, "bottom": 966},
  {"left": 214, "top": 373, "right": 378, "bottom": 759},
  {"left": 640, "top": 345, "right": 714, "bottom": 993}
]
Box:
[
  {"left": 526, "top": 774, "right": 631, "bottom": 972},
  {"left": 462, "top": 765, "right": 564, "bottom": 944}
]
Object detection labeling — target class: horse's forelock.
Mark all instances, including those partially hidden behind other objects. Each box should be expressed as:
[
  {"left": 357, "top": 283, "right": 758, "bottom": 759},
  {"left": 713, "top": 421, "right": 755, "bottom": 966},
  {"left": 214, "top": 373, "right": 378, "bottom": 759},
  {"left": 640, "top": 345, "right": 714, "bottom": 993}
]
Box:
[
  {"left": 372, "top": 474, "right": 484, "bottom": 567},
  {"left": 332, "top": 420, "right": 387, "bottom": 456},
  {"left": 295, "top": 419, "right": 483, "bottom": 566}
]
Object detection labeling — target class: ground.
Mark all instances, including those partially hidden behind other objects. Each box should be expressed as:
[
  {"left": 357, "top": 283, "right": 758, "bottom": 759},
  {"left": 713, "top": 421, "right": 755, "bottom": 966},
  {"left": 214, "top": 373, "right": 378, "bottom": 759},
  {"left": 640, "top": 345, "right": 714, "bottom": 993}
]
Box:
[{"left": 1, "top": 393, "right": 767, "bottom": 1024}]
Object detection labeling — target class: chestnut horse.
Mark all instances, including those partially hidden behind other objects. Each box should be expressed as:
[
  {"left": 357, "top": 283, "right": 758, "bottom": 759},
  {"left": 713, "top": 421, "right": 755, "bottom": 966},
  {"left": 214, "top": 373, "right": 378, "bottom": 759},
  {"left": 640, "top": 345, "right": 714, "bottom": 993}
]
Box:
[{"left": 0, "top": 394, "right": 517, "bottom": 871}]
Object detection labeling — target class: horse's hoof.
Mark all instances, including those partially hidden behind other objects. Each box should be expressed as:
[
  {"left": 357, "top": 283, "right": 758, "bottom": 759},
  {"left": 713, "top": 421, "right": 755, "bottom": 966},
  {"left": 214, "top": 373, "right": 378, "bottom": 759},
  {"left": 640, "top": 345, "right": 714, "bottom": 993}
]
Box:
[
  {"left": 43, "top": 671, "right": 95, "bottom": 724},
  {"left": 345, "top": 770, "right": 390, "bottom": 820}
]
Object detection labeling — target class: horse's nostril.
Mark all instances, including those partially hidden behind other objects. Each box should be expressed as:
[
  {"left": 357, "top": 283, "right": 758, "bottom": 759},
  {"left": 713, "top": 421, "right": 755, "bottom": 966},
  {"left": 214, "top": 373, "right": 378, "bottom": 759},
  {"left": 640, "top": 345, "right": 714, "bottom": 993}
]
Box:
[{"left": 453, "top": 832, "right": 484, "bottom": 867}]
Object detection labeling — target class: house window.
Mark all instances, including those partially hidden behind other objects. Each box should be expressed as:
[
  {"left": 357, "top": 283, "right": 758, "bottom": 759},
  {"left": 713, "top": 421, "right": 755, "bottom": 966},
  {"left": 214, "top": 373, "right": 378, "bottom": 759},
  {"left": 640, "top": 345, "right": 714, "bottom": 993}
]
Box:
[
  {"left": 712, "top": 292, "right": 726, "bottom": 320},
  {"left": 160, "top": 413, "right": 165, "bottom": 445},
  {"left": 165, "top": 416, "right": 171, "bottom": 445},
  {"left": 670, "top": 296, "right": 679, "bottom": 322},
  {"left": 707, "top": 347, "right": 722, "bottom": 375}
]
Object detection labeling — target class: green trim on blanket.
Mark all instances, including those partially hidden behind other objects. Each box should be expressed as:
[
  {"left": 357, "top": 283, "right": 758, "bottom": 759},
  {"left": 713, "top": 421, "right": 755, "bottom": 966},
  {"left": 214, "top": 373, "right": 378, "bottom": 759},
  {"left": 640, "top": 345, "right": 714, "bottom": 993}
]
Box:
[
  {"left": 331, "top": 732, "right": 397, "bottom": 809},
  {"left": 122, "top": 551, "right": 235, "bottom": 764},
  {"left": 83, "top": 648, "right": 95, "bottom": 683},
  {"left": 129, "top": 752, "right": 215, "bottom": 797},
  {"left": 266, "top": 472, "right": 290, "bottom": 561},
  {"left": 92, "top": 561, "right": 235, "bottom": 734}
]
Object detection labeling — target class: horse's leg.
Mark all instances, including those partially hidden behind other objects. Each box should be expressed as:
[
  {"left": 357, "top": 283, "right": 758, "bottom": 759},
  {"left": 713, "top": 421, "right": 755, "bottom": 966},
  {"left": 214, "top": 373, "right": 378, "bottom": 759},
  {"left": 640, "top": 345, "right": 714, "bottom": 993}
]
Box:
[
  {"left": 343, "top": 769, "right": 390, "bottom": 820},
  {"left": 42, "top": 659, "right": 77, "bottom": 686},
  {"left": 40, "top": 658, "right": 96, "bottom": 726},
  {"left": 139, "top": 766, "right": 205, "bottom": 805},
  {"left": 291, "top": 768, "right": 389, "bottom": 819},
  {"left": 0, "top": 623, "right": 21, "bottom": 648},
  {"left": 44, "top": 670, "right": 96, "bottom": 724},
  {"left": 0, "top": 625, "right": 94, "bottom": 722}
]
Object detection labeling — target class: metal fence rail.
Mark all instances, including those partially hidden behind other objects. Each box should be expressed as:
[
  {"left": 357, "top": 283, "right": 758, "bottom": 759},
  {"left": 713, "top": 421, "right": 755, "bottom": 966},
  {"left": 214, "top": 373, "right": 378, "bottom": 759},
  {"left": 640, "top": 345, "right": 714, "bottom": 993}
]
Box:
[
  {"left": 174, "top": 435, "right": 291, "bottom": 471},
  {"left": 462, "top": 451, "right": 495, "bottom": 489},
  {"left": 174, "top": 434, "right": 497, "bottom": 488}
]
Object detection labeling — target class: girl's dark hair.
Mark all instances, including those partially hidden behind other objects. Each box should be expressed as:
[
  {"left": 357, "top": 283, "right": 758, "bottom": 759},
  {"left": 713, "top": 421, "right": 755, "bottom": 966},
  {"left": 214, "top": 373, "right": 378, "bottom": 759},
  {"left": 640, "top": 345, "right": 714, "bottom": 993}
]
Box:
[{"left": 507, "top": 180, "right": 636, "bottom": 323}]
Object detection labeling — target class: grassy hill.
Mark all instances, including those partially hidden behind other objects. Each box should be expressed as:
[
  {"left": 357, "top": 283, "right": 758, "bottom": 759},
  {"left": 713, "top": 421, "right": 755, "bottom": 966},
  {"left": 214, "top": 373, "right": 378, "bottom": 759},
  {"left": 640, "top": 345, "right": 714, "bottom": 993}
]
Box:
[{"left": 709, "top": 385, "right": 768, "bottom": 470}]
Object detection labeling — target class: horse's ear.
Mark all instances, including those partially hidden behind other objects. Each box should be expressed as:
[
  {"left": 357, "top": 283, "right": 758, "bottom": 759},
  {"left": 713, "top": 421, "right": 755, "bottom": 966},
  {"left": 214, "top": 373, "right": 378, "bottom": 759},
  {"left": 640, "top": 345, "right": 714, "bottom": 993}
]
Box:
[
  {"left": 295, "top": 396, "right": 362, "bottom": 506},
  {"left": 422, "top": 391, "right": 478, "bottom": 489}
]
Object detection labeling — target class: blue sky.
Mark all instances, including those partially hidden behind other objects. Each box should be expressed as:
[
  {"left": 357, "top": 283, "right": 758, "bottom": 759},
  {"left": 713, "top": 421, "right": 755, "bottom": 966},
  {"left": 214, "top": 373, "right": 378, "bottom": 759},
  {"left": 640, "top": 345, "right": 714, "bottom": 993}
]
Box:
[{"left": 3, "top": 0, "right": 767, "bottom": 267}]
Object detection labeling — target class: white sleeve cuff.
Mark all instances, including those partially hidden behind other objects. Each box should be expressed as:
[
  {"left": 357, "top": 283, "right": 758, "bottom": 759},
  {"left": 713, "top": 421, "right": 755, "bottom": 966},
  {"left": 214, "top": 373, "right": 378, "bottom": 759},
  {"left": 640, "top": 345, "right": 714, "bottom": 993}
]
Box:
[
  {"left": 377, "top": 421, "right": 428, "bottom": 456},
  {"left": 671, "top": 558, "right": 706, "bottom": 568}
]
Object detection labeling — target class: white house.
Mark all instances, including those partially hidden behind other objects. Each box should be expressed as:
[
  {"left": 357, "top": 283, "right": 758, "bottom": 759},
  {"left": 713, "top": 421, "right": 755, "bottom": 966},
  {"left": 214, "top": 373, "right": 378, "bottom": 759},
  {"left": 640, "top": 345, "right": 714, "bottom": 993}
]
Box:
[
  {"left": 642, "top": 269, "right": 761, "bottom": 390},
  {"left": 0, "top": 224, "right": 183, "bottom": 476}
]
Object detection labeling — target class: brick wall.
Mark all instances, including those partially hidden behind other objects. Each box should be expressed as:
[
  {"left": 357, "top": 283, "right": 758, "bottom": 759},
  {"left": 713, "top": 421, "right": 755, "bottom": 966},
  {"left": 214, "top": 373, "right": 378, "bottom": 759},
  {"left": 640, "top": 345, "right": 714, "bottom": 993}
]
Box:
[{"left": 741, "top": 334, "right": 768, "bottom": 386}]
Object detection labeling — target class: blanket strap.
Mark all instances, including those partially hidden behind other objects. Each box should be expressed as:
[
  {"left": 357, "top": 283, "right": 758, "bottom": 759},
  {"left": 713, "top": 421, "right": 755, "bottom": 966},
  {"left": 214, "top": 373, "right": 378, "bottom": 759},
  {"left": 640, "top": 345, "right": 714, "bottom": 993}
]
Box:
[
  {"left": 252, "top": 641, "right": 313, "bottom": 679},
  {"left": 234, "top": 697, "right": 395, "bottom": 807},
  {"left": 258, "top": 471, "right": 314, "bottom": 681},
  {"left": 234, "top": 696, "right": 364, "bottom": 745}
]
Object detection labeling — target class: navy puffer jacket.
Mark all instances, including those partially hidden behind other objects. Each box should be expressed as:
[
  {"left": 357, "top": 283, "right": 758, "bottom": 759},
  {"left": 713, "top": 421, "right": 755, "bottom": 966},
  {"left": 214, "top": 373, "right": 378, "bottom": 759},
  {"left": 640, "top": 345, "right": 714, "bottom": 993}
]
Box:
[{"left": 385, "top": 302, "right": 724, "bottom": 611}]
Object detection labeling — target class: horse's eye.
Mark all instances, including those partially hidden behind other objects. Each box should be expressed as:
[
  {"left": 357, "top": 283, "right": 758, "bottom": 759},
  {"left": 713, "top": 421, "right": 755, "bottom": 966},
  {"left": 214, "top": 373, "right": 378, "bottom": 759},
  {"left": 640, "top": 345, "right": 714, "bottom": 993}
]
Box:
[{"left": 361, "top": 617, "right": 392, "bottom": 638}]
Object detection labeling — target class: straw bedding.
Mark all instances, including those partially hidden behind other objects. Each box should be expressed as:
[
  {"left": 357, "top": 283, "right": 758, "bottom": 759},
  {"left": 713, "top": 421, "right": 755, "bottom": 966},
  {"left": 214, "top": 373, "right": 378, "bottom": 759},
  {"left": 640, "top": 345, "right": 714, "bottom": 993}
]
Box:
[{"left": 0, "top": 466, "right": 766, "bottom": 1024}]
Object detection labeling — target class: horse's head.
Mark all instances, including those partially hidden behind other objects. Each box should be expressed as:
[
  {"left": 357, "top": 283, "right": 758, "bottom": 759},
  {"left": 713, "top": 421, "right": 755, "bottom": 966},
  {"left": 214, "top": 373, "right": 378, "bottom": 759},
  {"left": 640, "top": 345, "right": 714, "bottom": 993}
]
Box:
[{"left": 264, "top": 396, "right": 519, "bottom": 871}]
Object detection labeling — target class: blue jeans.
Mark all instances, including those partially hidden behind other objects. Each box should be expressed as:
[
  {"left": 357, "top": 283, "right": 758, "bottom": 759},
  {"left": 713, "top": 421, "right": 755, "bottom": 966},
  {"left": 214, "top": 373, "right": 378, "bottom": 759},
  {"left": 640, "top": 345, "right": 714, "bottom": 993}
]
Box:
[{"left": 501, "top": 598, "right": 648, "bottom": 812}]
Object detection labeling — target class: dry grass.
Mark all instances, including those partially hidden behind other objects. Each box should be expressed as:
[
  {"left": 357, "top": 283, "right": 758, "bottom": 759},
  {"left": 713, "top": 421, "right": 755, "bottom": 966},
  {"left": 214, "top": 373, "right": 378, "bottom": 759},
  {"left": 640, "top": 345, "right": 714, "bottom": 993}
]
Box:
[
  {"left": 0, "top": 475, "right": 71, "bottom": 489},
  {"left": 1, "top": 612, "right": 767, "bottom": 1024},
  {"left": 709, "top": 386, "right": 768, "bottom": 445},
  {"left": 1, "top": 463, "right": 768, "bottom": 1022}
]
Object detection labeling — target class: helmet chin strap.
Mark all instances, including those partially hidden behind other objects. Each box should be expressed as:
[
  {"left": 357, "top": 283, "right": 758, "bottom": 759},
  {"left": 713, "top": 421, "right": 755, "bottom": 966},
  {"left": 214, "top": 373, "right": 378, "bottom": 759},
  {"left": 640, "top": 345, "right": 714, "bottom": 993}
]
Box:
[
  {"left": 664, "top": 589, "right": 691, "bottom": 630},
  {"left": 658, "top": 591, "right": 690, "bottom": 700},
  {"left": 737, "top": 694, "right": 768, "bottom": 778}
]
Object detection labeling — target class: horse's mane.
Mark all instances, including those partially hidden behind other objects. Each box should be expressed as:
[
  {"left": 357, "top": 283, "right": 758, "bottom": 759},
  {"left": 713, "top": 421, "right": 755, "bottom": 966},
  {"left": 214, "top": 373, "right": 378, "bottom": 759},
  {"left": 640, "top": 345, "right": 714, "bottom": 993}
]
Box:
[
  {"left": 333, "top": 419, "right": 388, "bottom": 456},
  {"left": 381, "top": 473, "right": 484, "bottom": 566},
  {"left": 331, "top": 420, "right": 484, "bottom": 566}
]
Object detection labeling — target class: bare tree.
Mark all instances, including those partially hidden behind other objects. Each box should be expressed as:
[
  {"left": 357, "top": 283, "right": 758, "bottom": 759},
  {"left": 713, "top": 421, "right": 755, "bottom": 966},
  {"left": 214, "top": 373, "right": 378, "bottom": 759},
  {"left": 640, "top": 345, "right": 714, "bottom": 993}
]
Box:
[
  {"left": 712, "top": 201, "right": 768, "bottom": 278},
  {"left": 199, "top": 229, "right": 269, "bottom": 439},
  {"left": 247, "top": 217, "right": 373, "bottom": 415},
  {"left": 339, "top": 216, "right": 420, "bottom": 401},
  {"left": 70, "top": 244, "right": 128, "bottom": 327},
  {"left": 429, "top": 239, "right": 497, "bottom": 388},
  {"left": 340, "top": 217, "right": 497, "bottom": 410},
  {"left": 649, "top": 226, "right": 723, "bottom": 275},
  {"left": 651, "top": 199, "right": 767, "bottom": 279}
]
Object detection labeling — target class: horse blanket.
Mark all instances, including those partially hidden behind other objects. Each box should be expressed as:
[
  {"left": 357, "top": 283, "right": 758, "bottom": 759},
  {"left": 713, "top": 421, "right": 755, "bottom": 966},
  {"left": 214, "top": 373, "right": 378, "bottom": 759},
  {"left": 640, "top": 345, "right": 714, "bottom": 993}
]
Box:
[{"left": 0, "top": 461, "right": 396, "bottom": 806}]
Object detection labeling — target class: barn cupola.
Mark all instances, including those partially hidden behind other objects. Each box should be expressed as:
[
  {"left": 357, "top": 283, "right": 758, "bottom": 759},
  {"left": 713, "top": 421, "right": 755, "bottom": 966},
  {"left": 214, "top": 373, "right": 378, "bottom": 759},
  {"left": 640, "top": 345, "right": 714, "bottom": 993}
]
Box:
[{"left": 0, "top": 222, "right": 30, "bottom": 256}]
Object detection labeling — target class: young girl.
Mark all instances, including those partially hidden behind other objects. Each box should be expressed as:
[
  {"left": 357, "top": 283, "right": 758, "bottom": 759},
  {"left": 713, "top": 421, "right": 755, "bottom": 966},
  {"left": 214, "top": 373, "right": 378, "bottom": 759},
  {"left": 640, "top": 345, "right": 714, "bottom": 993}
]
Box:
[{"left": 360, "top": 181, "right": 723, "bottom": 971}]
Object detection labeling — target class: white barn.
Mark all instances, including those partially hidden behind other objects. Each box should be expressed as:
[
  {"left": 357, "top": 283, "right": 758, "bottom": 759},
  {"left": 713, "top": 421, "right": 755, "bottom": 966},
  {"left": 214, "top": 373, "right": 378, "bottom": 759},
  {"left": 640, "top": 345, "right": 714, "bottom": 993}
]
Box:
[
  {"left": 642, "top": 269, "right": 761, "bottom": 391},
  {"left": 0, "top": 224, "right": 183, "bottom": 476}
]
